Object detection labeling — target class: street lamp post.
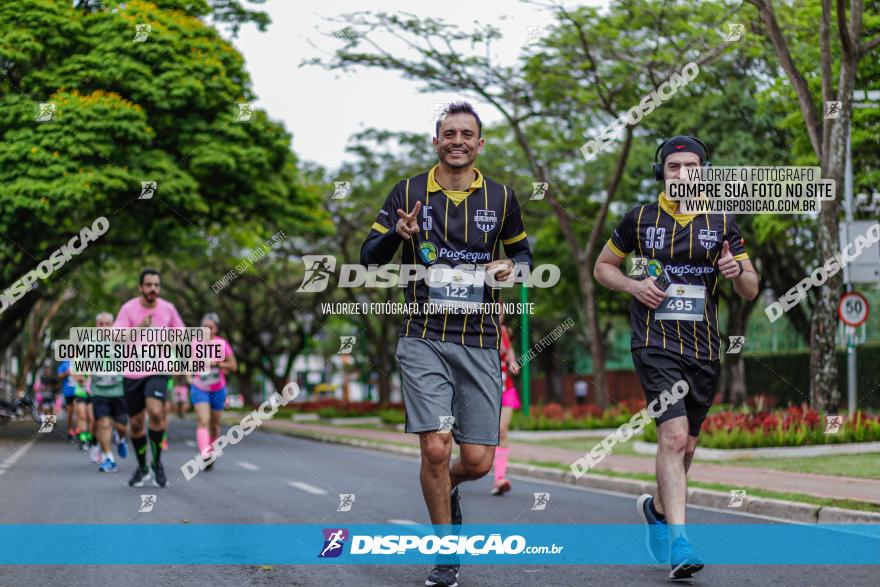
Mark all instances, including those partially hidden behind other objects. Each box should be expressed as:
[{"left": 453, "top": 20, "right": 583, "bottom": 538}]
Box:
[{"left": 842, "top": 89, "right": 880, "bottom": 413}]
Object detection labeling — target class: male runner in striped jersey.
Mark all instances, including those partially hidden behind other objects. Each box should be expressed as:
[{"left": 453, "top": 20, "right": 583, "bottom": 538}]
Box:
[
  {"left": 594, "top": 136, "right": 759, "bottom": 580},
  {"left": 361, "top": 102, "right": 532, "bottom": 587}
]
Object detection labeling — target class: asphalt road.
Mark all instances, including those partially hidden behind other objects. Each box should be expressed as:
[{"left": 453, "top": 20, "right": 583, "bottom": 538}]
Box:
[{"left": 0, "top": 416, "right": 876, "bottom": 586}]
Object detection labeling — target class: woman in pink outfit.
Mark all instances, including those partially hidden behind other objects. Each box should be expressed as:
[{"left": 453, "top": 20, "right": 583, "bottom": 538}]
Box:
[
  {"left": 492, "top": 307, "right": 520, "bottom": 495},
  {"left": 188, "top": 313, "right": 237, "bottom": 470}
]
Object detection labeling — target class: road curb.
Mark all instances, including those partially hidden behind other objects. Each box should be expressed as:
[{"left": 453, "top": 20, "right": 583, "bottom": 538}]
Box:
[{"left": 268, "top": 424, "right": 880, "bottom": 524}]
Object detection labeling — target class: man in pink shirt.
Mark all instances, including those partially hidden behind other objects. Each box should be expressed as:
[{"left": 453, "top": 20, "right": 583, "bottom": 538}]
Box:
[{"left": 114, "top": 269, "right": 185, "bottom": 488}]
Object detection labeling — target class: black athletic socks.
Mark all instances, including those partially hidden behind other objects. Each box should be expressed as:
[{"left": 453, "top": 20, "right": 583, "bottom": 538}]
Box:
[
  {"left": 132, "top": 434, "right": 148, "bottom": 470},
  {"left": 148, "top": 428, "right": 164, "bottom": 467}
]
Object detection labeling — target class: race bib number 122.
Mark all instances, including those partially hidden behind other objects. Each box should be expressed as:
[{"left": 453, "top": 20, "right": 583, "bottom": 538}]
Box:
[{"left": 428, "top": 266, "right": 485, "bottom": 310}]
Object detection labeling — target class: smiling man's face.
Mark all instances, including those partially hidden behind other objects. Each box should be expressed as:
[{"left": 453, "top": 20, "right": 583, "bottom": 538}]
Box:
[{"left": 433, "top": 112, "right": 484, "bottom": 170}]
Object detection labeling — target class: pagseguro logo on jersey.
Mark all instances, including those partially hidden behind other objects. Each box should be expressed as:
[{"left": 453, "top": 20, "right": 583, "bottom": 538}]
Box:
[
  {"left": 665, "top": 264, "right": 714, "bottom": 276},
  {"left": 418, "top": 243, "right": 489, "bottom": 265},
  {"left": 436, "top": 248, "right": 491, "bottom": 263},
  {"left": 418, "top": 241, "right": 438, "bottom": 264}
]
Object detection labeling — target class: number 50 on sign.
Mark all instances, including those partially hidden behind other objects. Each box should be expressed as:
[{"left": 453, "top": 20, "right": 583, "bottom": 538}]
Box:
[{"left": 838, "top": 291, "right": 869, "bottom": 327}]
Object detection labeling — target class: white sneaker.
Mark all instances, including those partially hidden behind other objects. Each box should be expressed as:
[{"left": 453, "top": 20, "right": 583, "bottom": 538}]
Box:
[{"left": 89, "top": 444, "right": 101, "bottom": 463}]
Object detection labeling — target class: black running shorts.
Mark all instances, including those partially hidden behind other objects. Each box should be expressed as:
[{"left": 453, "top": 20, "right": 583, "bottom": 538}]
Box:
[
  {"left": 123, "top": 375, "right": 169, "bottom": 417},
  {"left": 631, "top": 346, "right": 720, "bottom": 436},
  {"left": 92, "top": 396, "right": 129, "bottom": 424}
]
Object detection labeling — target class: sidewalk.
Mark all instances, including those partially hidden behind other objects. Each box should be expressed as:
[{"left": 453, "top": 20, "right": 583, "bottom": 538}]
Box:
[{"left": 264, "top": 420, "right": 880, "bottom": 506}]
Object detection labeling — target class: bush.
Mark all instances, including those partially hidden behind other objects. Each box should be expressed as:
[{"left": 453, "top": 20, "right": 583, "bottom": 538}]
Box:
[
  {"left": 642, "top": 407, "right": 880, "bottom": 448},
  {"left": 744, "top": 343, "right": 880, "bottom": 408},
  {"left": 271, "top": 400, "right": 405, "bottom": 421},
  {"left": 510, "top": 403, "right": 638, "bottom": 431},
  {"left": 378, "top": 408, "right": 406, "bottom": 425},
  {"left": 570, "top": 404, "right": 604, "bottom": 419},
  {"left": 542, "top": 403, "right": 565, "bottom": 421}
]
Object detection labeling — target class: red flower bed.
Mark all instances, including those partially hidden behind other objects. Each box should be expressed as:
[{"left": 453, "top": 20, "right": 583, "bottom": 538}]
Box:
[
  {"left": 702, "top": 405, "right": 835, "bottom": 434},
  {"left": 570, "top": 404, "right": 604, "bottom": 419},
  {"left": 542, "top": 402, "right": 566, "bottom": 421},
  {"left": 675, "top": 406, "right": 880, "bottom": 448}
]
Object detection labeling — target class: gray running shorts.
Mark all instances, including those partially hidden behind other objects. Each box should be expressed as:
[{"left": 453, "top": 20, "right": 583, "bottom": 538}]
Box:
[{"left": 395, "top": 337, "right": 502, "bottom": 446}]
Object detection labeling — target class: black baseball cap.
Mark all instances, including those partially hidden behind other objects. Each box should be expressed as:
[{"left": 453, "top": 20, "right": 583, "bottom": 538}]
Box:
[{"left": 659, "top": 136, "right": 708, "bottom": 165}]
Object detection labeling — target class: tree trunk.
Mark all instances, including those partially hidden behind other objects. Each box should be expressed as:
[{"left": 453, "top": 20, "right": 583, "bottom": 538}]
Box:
[
  {"left": 238, "top": 376, "right": 257, "bottom": 406},
  {"left": 723, "top": 295, "right": 754, "bottom": 406},
  {"left": 376, "top": 344, "right": 392, "bottom": 404},
  {"left": 534, "top": 340, "right": 562, "bottom": 404},
  {"left": 579, "top": 268, "right": 607, "bottom": 407},
  {"left": 0, "top": 292, "right": 40, "bottom": 356},
  {"left": 811, "top": 52, "right": 856, "bottom": 411},
  {"left": 14, "top": 289, "right": 74, "bottom": 394},
  {"left": 270, "top": 374, "right": 288, "bottom": 397},
  {"left": 582, "top": 127, "right": 634, "bottom": 408},
  {"left": 746, "top": 0, "right": 866, "bottom": 411},
  {"left": 14, "top": 299, "right": 44, "bottom": 395}
]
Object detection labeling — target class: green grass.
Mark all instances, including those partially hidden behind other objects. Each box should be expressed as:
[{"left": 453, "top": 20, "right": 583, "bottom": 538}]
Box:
[
  {"left": 272, "top": 427, "right": 417, "bottom": 451},
  {"left": 526, "top": 437, "right": 646, "bottom": 458},
  {"left": 530, "top": 434, "right": 880, "bottom": 480},
  {"left": 725, "top": 453, "right": 880, "bottom": 480},
  {"left": 521, "top": 459, "right": 880, "bottom": 514}
]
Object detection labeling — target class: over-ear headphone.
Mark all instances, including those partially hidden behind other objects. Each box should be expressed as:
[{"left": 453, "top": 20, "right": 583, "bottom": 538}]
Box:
[{"left": 653, "top": 136, "right": 711, "bottom": 181}]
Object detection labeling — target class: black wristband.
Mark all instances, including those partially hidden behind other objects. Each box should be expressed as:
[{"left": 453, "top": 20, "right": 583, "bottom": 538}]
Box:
[{"left": 736, "top": 260, "right": 744, "bottom": 277}]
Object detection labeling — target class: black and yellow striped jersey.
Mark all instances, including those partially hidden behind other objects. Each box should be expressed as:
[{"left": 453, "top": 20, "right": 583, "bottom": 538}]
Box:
[
  {"left": 608, "top": 192, "right": 749, "bottom": 360},
  {"left": 362, "top": 165, "right": 531, "bottom": 349}
]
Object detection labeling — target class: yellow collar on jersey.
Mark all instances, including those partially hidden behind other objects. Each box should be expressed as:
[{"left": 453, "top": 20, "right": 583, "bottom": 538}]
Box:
[
  {"left": 659, "top": 191, "right": 698, "bottom": 227},
  {"left": 427, "top": 165, "right": 484, "bottom": 205}
]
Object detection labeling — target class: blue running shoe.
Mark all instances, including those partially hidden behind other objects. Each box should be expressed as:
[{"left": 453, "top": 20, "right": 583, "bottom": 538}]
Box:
[
  {"left": 98, "top": 458, "right": 118, "bottom": 473},
  {"left": 636, "top": 494, "right": 669, "bottom": 563},
  {"left": 117, "top": 437, "right": 128, "bottom": 459},
  {"left": 669, "top": 536, "right": 704, "bottom": 580}
]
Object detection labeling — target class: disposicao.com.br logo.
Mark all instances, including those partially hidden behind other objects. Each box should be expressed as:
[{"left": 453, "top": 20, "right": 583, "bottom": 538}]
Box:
[
  {"left": 296, "top": 255, "right": 560, "bottom": 292},
  {"left": 319, "top": 528, "right": 563, "bottom": 558}
]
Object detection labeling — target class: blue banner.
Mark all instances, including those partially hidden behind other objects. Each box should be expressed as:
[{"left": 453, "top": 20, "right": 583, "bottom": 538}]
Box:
[{"left": 2, "top": 524, "right": 879, "bottom": 565}]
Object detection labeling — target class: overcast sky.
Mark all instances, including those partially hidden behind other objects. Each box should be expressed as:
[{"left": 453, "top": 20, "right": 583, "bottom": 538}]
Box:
[{"left": 229, "top": 0, "right": 606, "bottom": 168}]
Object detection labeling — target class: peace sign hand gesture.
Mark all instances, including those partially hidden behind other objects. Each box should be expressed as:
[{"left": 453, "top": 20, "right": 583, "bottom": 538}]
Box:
[{"left": 395, "top": 201, "right": 421, "bottom": 240}]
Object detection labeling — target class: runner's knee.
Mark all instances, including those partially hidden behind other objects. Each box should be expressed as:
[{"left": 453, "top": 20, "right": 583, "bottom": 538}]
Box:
[
  {"left": 420, "top": 434, "right": 452, "bottom": 467},
  {"left": 460, "top": 447, "right": 494, "bottom": 478},
  {"left": 659, "top": 426, "right": 689, "bottom": 453},
  {"left": 463, "top": 458, "right": 492, "bottom": 479},
  {"left": 146, "top": 402, "right": 164, "bottom": 419}
]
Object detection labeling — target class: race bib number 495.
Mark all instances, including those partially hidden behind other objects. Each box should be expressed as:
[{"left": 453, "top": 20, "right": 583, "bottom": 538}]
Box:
[{"left": 656, "top": 284, "right": 706, "bottom": 321}]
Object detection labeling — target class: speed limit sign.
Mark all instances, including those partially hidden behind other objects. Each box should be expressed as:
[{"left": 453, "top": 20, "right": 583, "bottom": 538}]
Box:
[{"left": 838, "top": 292, "right": 870, "bottom": 327}]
